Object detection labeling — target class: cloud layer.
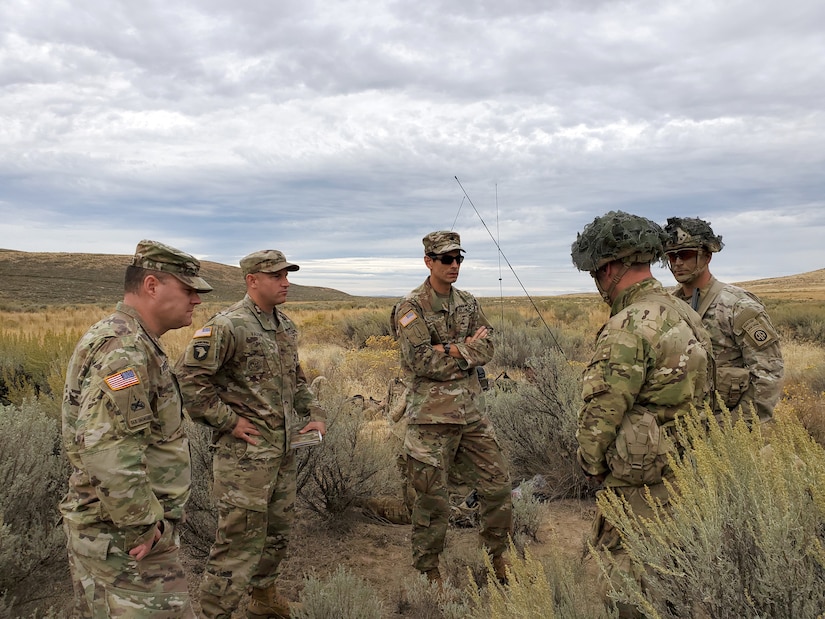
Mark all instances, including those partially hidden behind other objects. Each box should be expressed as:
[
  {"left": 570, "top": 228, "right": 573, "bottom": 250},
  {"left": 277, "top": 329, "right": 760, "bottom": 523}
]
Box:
[{"left": 2, "top": 0, "right": 823, "bottom": 296}]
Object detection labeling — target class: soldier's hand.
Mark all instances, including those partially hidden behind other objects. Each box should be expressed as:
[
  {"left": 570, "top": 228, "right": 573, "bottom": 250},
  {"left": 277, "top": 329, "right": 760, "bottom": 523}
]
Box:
[
  {"left": 232, "top": 417, "right": 261, "bottom": 445},
  {"left": 299, "top": 420, "right": 326, "bottom": 438},
  {"left": 129, "top": 521, "right": 162, "bottom": 562},
  {"left": 465, "top": 326, "right": 490, "bottom": 343}
]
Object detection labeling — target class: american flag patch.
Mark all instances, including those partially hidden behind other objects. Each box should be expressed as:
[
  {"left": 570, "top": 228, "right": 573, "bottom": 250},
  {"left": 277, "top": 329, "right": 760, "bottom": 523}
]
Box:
[
  {"left": 104, "top": 368, "right": 140, "bottom": 391},
  {"left": 194, "top": 326, "right": 213, "bottom": 337},
  {"left": 399, "top": 310, "right": 418, "bottom": 327}
]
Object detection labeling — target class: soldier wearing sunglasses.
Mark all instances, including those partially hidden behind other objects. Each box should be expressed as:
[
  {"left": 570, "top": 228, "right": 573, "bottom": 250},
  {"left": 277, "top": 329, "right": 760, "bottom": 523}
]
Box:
[
  {"left": 392, "top": 230, "right": 512, "bottom": 588},
  {"left": 664, "top": 217, "right": 784, "bottom": 423}
]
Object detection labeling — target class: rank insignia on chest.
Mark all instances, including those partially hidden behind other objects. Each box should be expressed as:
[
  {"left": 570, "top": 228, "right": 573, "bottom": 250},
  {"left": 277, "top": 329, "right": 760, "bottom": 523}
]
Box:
[
  {"left": 194, "top": 326, "right": 213, "bottom": 338},
  {"left": 104, "top": 368, "right": 140, "bottom": 391},
  {"left": 400, "top": 310, "right": 418, "bottom": 328}
]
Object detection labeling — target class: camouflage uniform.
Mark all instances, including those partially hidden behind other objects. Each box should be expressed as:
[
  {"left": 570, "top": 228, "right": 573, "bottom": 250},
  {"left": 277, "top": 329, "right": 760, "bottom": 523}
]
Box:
[
  {"left": 572, "top": 212, "right": 713, "bottom": 618},
  {"left": 394, "top": 231, "right": 512, "bottom": 576},
  {"left": 176, "top": 252, "right": 324, "bottom": 619},
  {"left": 60, "top": 240, "right": 211, "bottom": 618},
  {"left": 665, "top": 217, "right": 783, "bottom": 422}
]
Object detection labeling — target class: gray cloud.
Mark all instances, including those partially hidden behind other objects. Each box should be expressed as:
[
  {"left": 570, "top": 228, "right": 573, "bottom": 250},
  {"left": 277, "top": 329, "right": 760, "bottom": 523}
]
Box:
[{"left": 1, "top": 0, "right": 822, "bottom": 297}]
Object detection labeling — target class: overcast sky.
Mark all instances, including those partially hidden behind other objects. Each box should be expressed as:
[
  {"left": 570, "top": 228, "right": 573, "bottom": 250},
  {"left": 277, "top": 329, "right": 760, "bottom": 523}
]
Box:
[{"left": 1, "top": 0, "right": 823, "bottom": 297}]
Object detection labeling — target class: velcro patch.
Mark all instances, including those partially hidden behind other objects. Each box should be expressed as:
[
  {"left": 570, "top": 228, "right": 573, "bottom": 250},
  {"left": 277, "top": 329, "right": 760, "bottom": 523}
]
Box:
[
  {"left": 192, "top": 340, "right": 211, "bottom": 361},
  {"left": 194, "top": 326, "right": 213, "bottom": 338},
  {"left": 399, "top": 310, "right": 418, "bottom": 328},
  {"left": 104, "top": 368, "right": 140, "bottom": 391}
]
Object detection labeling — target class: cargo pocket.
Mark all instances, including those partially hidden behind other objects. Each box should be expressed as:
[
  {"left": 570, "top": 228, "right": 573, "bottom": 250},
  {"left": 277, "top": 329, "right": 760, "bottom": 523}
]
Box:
[
  {"left": 104, "top": 585, "right": 190, "bottom": 618},
  {"left": 212, "top": 435, "right": 276, "bottom": 512},
  {"left": 717, "top": 366, "right": 750, "bottom": 409}
]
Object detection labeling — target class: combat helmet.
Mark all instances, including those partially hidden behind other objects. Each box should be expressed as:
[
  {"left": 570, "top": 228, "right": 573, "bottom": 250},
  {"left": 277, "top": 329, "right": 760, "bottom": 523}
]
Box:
[
  {"left": 571, "top": 210, "right": 667, "bottom": 272},
  {"left": 663, "top": 217, "right": 724, "bottom": 253}
]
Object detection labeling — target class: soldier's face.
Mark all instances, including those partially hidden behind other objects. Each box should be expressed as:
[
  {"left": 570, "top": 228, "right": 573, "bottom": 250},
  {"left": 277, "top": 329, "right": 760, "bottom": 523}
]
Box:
[
  {"left": 155, "top": 276, "right": 202, "bottom": 332},
  {"left": 426, "top": 251, "right": 462, "bottom": 288},
  {"left": 667, "top": 249, "right": 705, "bottom": 283},
  {"left": 252, "top": 269, "right": 291, "bottom": 307}
]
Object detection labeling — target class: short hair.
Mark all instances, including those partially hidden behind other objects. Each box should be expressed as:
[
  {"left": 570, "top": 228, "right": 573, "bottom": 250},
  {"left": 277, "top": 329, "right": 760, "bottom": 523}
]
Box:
[{"left": 124, "top": 265, "right": 168, "bottom": 294}]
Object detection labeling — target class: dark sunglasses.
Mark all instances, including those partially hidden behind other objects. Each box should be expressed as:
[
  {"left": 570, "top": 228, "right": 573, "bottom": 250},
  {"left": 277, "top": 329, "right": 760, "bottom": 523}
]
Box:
[
  {"left": 428, "top": 253, "right": 464, "bottom": 265},
  {"left": 666, "top": 249, "right": 699, "bottom": 263}
]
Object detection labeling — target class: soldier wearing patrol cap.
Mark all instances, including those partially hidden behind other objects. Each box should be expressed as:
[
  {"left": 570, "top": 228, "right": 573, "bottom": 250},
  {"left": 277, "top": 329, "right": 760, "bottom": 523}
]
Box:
[
  {"left": 664, "top": 217, "right": 784, "bottom": 423},
  {"left": 61, "top": 239, "right": 211, "bottom": 618},
  {"left": 572, "top": 212, "right": 713, "bottom": 618},
  {"left": 176, "top": 249, "right": 326, "bottom": 619},
  {"left": 392, "top": 230, "right": 513, "bottom": 587}
]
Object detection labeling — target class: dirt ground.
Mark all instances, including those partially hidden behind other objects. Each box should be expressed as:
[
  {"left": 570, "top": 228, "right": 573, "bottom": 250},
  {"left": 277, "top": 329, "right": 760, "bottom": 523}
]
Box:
[{"left": 14, "top": 498, "right": 594, "bottom": 618}]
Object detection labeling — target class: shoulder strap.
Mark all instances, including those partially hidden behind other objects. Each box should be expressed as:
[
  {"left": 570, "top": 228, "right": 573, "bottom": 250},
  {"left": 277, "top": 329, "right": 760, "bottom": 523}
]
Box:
[{"left": 695, "top": 278, "right": 726, "bottom": 317}]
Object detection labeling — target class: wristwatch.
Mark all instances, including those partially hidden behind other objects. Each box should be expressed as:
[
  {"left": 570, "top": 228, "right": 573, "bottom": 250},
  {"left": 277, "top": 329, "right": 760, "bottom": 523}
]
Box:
[{"left": 443, "top": 342, "right": 451, "bottom": 356}]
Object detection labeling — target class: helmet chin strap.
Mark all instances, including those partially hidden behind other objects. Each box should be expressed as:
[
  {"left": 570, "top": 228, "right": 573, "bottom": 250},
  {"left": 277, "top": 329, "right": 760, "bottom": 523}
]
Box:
[
  {"left": 672, "top": 250, "right": 710, "bottom": 284},
  {"left": 595, "top": 262, "right": 631, "bottom": 304}
]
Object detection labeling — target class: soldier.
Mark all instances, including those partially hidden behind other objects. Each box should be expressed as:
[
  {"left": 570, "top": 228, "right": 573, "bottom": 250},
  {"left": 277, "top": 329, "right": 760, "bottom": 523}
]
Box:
[
  {"left": 176, "top": 249, "right": 325, "bottom": 619},
  {"left": 393, "top": 230, "right": 512, "bottom": 586},
  {"left": 664, "top": 217, "right": 784, "bottom": 423},
  {"left": 571, "top": 212, "right": 713, "bottom": 618},
  {"left": 60, "top": 239, "right": 212, "bottom": 618}
]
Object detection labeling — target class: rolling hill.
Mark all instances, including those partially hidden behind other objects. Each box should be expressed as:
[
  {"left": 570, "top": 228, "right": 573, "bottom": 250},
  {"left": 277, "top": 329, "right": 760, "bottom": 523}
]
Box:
[{"left": 0, "top": 249, "right": 353, "bottom": 308}]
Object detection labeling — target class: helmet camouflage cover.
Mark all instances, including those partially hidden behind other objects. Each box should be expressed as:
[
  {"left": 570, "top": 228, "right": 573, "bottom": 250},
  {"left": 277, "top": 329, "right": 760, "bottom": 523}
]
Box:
[
  {"left": 663, "top": 217, "right": 724, "bottom": 253},
  {"left": 571, "top": 210, "right": 667, "bottom": 272}
]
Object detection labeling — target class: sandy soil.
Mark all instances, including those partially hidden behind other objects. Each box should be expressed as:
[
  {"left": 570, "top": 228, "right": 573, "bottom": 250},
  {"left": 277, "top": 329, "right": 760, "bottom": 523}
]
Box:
[{"left": 15, "top": 499, "right": 594, "bottom": 618}]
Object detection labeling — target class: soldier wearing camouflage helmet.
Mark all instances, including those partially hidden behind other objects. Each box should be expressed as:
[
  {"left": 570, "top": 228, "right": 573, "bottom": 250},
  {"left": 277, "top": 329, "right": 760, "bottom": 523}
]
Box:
[
  {"left": 176, "top": 249, "right": 326, "bottom": 619},
  {"left": 61, "top": 239, "right": 212, "bottom": 618},
  {"left": 393, "top": 230, "right": 513, "bottom": 587},
  {"left": 572, "top": 212, "right": 713, "bottom": 618},
  {"left": 664, "top": 217, "right": 784, "bottom": 423}
]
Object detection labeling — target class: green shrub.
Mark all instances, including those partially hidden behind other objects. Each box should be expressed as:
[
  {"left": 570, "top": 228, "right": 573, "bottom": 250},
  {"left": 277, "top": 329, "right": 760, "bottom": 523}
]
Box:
[
  {"left": 398, "top": 571, "right": 470, "bottom": 619},
  {"left": 486, "top": 349, "right": 587, "bottom": 499},
  {"left": 769, "top": 300, "right": 825, "bottom": 345},
  {"left": 469, "top": 540, "right": 615, "bottom": 619},
  {"left": 296, "top": 387, "right": 400, "bottom": 519},
  {"left": 0, "top": 399, "right": 70, "bottom": 605},
  {"left": 511, "top": 478, "right": 544, "bottom": 553},
  {"left": 595, "top": 410, "right": 825, "bottom": 618},
  {"left": 294, "top": 565, "right": 384, "bottom": 619}
]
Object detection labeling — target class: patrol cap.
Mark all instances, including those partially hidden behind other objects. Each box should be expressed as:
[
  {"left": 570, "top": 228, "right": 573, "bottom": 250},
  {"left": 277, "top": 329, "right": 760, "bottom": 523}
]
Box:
[
  {"left": 423, "top": 231, "right": 464, "bottom": 255},
  {"left": 664, "top": 217, "right": 725, "bottom": 253},
  {"left": 131, "top": 240, "right": 213, "bottom": 293},
  {"left": 240, "top": 250, "right": 300, "bottom": 276}
]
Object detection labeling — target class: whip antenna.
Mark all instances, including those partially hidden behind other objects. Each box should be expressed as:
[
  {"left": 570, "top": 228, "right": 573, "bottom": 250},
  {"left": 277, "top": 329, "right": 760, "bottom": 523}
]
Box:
[
  {"left": 454, "top": 176, "right": 565, "bottom": 356},
  {"left": 496, "top": 184, "right": 504, "bottom": 324}
]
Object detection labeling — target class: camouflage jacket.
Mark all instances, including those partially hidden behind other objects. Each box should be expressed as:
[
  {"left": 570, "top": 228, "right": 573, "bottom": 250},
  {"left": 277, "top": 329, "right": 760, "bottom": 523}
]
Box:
[
  {"left": 577, "top": 278, "right": 713, "bottom": 486},
  {"left": 673, "top": 276, "right": 783, "bottom": 421},
  {"left": 393, "top": 278, "right": 493, "bottom": 424},
  {"left": 176, "top": 295, "right": 324, "bottom": 449},
  {"left": 60, "top": 302, "right": 190, "bottom": 546}
]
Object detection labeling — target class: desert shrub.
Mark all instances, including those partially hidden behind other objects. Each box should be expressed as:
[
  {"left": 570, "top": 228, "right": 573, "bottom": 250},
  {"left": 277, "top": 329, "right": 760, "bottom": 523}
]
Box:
[
  {"left": 490, "top": 319, "right": 590, "bottom": 370},
  {"left": 440, "top": 539, "right": 488, "bottom": 591},
  {"left": 510, "top": 478, "right": 544, "bottom": 553},
  {"left": 595, "top": 410, "right": 825, "bottom": 619},
  {"left": 776, "top": 382, "right": 825, "bottom": 448},
  {"left": 337, "top": 309, "right": 394, "bottom": 348},
  {"left": 398, "top": 571, "right": 470, "bottom": 619},
  {"left": 469, "top": 540, "right": 615, "bottom": 619},
  {"left": 0, "top": 330, "right": 79, "bottom": 414},
  {"left": 294, "top": 565, "right": 384, "bottom": 619},
  {"left": 0, "top": 399, "right": 69, "bottom": 604},
  {"left": 486, "top": 349, "right": 587, "bottom": 499},
  {"left": 769, "top": 301, "right": 825, "bottom": 345},
  {"left": 296, "top": 385, "right": 400, "bottom": 519},
  {"left": 181, "top": 420, "right": 217, "bottom": 559}
]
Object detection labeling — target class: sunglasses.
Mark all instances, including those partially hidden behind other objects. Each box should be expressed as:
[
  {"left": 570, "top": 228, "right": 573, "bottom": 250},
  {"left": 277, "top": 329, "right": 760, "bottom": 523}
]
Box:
[
  {"left": 666, "top": 249, "right": 699, "bottom": 263},
  {"left": 428, "top": 253, "right": 465, "bottom": 265}
]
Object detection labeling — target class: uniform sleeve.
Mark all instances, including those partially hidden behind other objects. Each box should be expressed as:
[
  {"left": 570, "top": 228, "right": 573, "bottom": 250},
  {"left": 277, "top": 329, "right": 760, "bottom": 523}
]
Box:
[
  {"left": 732, "top": 299, "right": 784, "bottom": 421},
  {"left": 576, "top": 328, "right": 646, "bottom": 476},
  {"left": 453, "top": 302, "right": 494, "bottom": 368},
  {"left": 76, "top": 344, "right": 164, "bottom": 533},
  {"left": 175, "top": 319, "right": 239, "bottom": 432},
  {"left": 395, "top": 299, "right": 473, "bottom": 382}
]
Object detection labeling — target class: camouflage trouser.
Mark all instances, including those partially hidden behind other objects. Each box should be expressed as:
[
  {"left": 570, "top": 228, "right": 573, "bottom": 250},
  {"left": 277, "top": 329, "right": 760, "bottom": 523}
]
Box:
[
  {"left": 405, "top": 417, "right": 512, "bottom": 572},
  {"left": 64, "top": 519, "right": 193, "bottom": 619},
  {"left": 199, "top": 431, "right": 296, "bottom": 619},
  {"left": 588, "top": 482, "right": 673, "bottom": 619}
]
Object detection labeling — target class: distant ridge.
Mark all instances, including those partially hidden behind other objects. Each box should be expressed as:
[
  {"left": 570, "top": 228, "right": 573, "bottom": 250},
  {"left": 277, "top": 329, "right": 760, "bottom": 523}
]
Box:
[
  {"left": 734, "top": 267, "right": 825, "bottom": 301},
  {"left": 0, "top": 249, "right": 353, "bottom": 308}
]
